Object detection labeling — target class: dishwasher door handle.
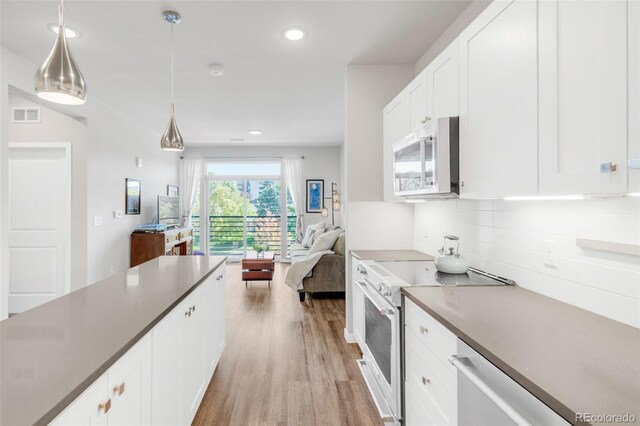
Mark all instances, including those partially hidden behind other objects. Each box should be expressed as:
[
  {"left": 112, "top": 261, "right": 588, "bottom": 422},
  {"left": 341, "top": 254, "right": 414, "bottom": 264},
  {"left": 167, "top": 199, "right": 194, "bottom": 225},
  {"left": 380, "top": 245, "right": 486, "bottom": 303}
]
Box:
[{"left": 449, "top": 355, "right": 532, "bottom": 426}]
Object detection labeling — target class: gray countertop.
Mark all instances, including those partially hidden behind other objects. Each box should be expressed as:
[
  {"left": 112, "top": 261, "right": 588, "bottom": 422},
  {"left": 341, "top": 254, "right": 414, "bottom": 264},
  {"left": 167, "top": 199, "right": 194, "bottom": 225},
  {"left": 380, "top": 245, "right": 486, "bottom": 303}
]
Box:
[
  {"left": 401, "top": 286, "right": 640, "bottom": 425},
  {"left": 350, "top": 250, "right": 434, "bottom": 262},
  {"left": 0, "top": 255, "right": 226, "bottom": 426}
]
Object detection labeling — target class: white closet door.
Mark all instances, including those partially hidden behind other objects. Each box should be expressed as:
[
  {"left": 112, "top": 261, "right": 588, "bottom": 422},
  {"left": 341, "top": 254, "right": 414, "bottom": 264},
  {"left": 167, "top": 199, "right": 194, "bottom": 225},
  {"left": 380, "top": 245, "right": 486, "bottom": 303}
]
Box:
[{"left": 7, "top": 143, "right": 71, "bottom": 314}]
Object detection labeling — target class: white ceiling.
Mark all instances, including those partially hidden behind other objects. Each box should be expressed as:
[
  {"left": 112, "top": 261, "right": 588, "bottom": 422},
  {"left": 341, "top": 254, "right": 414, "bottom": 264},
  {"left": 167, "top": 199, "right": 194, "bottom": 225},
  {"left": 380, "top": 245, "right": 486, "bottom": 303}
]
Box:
[{"left": 1, "top": 1, "right": 470, "bottom": 146}]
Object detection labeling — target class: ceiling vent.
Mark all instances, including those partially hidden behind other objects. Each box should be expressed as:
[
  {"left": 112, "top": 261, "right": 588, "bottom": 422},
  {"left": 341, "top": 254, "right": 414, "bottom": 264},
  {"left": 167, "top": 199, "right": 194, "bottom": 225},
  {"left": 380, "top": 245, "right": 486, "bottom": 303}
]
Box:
[{"left": 12, "top": 107, "right": 41, "bottom": 123}]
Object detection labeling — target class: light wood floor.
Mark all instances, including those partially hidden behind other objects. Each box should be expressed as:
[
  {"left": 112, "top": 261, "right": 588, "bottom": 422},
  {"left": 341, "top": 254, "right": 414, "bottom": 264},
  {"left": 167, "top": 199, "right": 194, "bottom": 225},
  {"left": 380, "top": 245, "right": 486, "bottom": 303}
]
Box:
[{"left": 193, "top": 262, "right": 383, "bottom": 426}]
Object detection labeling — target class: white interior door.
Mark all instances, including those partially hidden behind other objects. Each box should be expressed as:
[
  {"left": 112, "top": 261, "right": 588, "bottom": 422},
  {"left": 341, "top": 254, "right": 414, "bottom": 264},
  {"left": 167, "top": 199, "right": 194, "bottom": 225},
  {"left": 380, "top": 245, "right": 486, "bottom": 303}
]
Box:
[{"left": 7, "top": 143, "right": 71, "bottom": 314}]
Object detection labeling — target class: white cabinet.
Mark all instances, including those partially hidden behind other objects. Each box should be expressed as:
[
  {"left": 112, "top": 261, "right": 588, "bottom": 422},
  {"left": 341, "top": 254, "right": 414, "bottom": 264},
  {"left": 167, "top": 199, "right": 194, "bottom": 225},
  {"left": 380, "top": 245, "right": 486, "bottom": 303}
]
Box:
[
  {"left": 51, "top": 375, "right": 109, "bottom": 426},
  {"left": 150, "top": 308, "right": 182, "bottom": 426},
  {"left": 383, "top": 92, "right": 411, "bottom": 201},
  {"left": 351, "top": 258, "right": 365, "bottom": 350},
  {"left": 52, "top": 336, "right": 152, "bottom": 426},
  {"left": 539, "top": 0, "right": 629, "bottom": 195},
  {"left": 408, "top": 72, "right": 429, "bottom": 132},
  {"left": 426, "top": 39, "right": 459, "bottom": 120},
  {"left": 629, "top": 0, "right": 640, "bottom": 194},
  {"left": 53, "top": 264, "right": 226, "bottom": 426},
  {"left": 404, "top": 298, "right": 458, "bottom": 426},
  {"left": 458, "top": 0, "right": 538, "bottom": 198},
  {"left": 107, "top": 336, "right": 152, "bottom": 426}
]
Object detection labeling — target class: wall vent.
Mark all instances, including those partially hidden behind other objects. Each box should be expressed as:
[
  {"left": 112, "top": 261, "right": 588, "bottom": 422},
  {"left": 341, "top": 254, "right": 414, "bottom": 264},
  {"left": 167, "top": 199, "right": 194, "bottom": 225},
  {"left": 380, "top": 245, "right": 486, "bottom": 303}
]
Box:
[{"left": 12, "top": 107, "right": 41, "bottom": 123}]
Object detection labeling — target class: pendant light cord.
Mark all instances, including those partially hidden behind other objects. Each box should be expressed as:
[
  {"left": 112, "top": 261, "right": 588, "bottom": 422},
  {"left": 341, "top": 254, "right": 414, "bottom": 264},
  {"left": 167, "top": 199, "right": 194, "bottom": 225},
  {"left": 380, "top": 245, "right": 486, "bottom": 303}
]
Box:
[
  {"left": 170, "top": 22, "right": 175, "bottom": 107},
  {"left": 59, "top": 0, "right": 64, "bottom": 28}
]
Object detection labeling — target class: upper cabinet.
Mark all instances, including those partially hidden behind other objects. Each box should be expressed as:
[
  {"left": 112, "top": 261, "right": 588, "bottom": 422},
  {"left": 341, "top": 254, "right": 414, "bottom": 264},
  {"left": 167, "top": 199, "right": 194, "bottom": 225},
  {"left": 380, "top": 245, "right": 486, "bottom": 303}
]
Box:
[
  {"left": 458, "top": 0, "right": 539, "bottom": 198},
  {"left": 539, "top": 0, "right": 629, "bottom": 195},
  {"left": 629, "top": 0, "right": 640, "bottom": 194},
  {"left": 383, "top": 41, "right": 459, "bottom": 201},
  {"left": 383, "top": 92, "right": 411, "bottom": 201},
  {"left": 427, "top": 39, "right": 459, "bottom": 121}
]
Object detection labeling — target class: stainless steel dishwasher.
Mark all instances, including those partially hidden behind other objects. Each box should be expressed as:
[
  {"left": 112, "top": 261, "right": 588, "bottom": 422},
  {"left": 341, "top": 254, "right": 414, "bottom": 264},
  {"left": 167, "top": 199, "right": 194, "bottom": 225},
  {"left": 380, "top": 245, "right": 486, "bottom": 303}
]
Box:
[{"left": 450, "top": 340, "right": 569, "bottom": 426}]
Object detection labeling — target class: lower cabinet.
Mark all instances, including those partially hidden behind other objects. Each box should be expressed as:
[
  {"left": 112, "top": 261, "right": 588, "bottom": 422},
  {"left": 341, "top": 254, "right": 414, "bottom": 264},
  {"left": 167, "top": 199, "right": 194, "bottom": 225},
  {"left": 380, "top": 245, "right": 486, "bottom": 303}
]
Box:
[
  {"left": 51, "top": 335, "right": 152, "bottom": 426},
  {"left": 51, "top": 266, "right": 226, "bottom": 425},
  {"left": 404, "top": 298, "right": 458, "bottom": 426}
]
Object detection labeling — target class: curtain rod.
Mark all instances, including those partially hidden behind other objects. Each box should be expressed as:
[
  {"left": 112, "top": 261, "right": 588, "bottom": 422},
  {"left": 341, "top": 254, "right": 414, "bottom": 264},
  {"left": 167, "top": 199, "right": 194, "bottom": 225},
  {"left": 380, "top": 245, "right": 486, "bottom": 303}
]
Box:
[{"left": 200, "top": 156, "right": 305, "bottom": 160}]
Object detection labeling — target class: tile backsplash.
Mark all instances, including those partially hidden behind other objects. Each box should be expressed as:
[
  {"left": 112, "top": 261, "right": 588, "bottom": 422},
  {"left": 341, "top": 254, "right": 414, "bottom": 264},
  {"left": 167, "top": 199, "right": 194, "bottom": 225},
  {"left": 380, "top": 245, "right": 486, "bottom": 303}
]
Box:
[{"left": 414, "top": 198, "right": 640, "bottom": 328}]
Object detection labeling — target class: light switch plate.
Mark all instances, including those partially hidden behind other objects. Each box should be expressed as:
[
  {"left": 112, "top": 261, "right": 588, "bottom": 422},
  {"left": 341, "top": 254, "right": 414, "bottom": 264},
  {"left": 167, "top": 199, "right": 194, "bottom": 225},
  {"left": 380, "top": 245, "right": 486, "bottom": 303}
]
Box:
[{"left": 93, "top": 216, "right": 102, "bottom": 227}]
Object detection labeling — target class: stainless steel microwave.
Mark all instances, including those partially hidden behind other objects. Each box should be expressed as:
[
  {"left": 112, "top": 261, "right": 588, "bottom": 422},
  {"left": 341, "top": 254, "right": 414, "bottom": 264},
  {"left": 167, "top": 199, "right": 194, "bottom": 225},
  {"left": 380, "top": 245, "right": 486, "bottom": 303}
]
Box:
[{"left": 391, "top": 116, "right": 459, "bottom": 198}]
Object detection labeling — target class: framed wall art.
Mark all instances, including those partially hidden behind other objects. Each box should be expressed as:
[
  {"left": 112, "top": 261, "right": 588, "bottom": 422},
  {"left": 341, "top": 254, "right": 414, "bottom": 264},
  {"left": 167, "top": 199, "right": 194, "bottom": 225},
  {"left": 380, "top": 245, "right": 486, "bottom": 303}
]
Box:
[
  {"left": 125, "top": 178, "right": 141, "bottom": 215},
  {"left": 306, "top": 179, "right": 324, "bottom": 213},
  {"left": 167, "top": 185, "right": 179, "bottom": 197}
]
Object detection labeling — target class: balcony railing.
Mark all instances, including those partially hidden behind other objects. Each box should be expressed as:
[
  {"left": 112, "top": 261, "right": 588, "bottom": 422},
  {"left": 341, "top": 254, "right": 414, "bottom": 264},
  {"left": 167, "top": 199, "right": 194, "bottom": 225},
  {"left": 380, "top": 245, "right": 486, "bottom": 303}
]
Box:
[{"left": 191, "top": 215, "right": 297, "bottom": 256}]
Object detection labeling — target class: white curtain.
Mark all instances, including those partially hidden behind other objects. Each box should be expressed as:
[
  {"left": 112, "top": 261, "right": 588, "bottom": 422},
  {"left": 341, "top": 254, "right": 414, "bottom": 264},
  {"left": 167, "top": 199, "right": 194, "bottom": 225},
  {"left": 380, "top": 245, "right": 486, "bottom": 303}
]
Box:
[
  {"left": 283, "top": 157, "right": 304, "bottom": 243},
  {"left": 179, "top": 158, "right": 203, "bottom": 227}
]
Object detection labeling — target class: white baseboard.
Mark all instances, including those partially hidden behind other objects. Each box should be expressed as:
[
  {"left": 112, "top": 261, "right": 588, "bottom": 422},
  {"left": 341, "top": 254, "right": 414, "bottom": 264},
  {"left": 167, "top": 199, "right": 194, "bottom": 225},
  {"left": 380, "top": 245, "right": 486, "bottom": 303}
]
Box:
[{"left": 344, "top": 328, "right": 356, "bottom": 343}]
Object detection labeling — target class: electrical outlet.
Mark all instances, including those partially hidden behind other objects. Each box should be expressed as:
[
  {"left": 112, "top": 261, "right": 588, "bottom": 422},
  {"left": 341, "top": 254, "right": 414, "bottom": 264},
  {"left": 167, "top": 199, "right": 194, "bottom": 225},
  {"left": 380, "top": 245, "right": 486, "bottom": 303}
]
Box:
[
  {"left": 93, "top": 216, "right": 102, "bottom": 227},
  {"left": 114, "top": 210, "right": 123, "bottom": 218},
  {"left": 543, "top": 240, "right": 557, "bottom": 267}
]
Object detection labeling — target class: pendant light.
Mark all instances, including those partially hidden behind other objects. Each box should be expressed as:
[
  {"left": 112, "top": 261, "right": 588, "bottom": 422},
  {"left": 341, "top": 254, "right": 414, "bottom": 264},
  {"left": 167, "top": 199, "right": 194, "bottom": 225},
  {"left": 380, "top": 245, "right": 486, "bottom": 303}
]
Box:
[
  {"left": 35, "top": 0, "right": 86, "bottom": 105},
  {"left": 160, "top": 11, "right": 185, "bottom": 152}
]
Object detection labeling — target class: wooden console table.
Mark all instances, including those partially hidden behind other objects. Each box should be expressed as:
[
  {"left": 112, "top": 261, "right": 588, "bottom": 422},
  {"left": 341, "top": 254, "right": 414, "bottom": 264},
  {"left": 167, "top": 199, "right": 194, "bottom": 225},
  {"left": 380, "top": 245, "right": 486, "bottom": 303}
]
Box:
[
  {"left": 130, "top": 226, "right": 194, "bottom": 267},
  {"left": 242, "top": 252, "right": 275, "bottom": 287}
]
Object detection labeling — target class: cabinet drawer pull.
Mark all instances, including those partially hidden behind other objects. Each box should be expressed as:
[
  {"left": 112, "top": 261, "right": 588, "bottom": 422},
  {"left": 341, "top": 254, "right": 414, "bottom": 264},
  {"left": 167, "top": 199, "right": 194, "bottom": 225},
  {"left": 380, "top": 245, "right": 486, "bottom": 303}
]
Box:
[
  {"left": 420, "top": 325, "right": 428, "bottom": 334},
  {"left": 98, "top": 398, "right": 112, "bottom": 414},
  {"left": 422, "top": 376, "right": 431, "bottom": 386},
  {"left": 113, "top": 382, "right": 125, "bottom": 396}
]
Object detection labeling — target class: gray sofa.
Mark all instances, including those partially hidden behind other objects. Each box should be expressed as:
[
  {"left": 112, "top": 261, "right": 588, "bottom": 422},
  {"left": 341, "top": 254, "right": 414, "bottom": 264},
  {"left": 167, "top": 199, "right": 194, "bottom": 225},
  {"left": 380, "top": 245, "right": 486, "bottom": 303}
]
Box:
[{"left": 289, "top": 232, "right": 345, "bottom": 302}]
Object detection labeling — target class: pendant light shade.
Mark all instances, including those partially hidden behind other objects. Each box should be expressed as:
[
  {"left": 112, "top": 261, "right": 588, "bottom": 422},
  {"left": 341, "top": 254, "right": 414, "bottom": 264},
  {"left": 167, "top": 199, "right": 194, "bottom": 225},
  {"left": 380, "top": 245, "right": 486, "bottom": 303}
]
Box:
[
  {"left": 35, "top": 0, "right": 86, "bottom": 105},
  {"left": 161, "top": 104, "right": 184, "bottom": 151},
  {"left": 160, "top": 11, "right": 184, "bottom": 152}
]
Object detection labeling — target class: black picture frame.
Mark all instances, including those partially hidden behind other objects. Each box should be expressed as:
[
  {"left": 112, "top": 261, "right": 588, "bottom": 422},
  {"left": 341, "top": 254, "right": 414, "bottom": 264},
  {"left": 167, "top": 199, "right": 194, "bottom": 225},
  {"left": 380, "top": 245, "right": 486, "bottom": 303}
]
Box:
[
  {"left": 125, "top": 178, "right": 141, "bottom": 215},
  {"left": 306, "top": 179, "right": 324, "bottom": 213}
]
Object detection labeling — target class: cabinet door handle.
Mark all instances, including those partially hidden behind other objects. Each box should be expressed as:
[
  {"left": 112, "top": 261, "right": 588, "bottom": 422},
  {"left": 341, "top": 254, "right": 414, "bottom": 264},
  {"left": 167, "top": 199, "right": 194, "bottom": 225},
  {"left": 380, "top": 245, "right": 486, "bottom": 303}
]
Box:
[
  {"left": 191, "top": 305, "right": 196, "bottom": 312},
  {"left": 185, "top": 309, "right": 191, "bottom": 317},
  {"left": 420, "top": 325, "right": 428, "bottom": 334},
  {"left": 422, "top": 116, "right": 431, "bottom": 124},
  {"left": 600, "top": 162, "right": 618, "bottom": 173},
  {"left": 422, "top": 376, "right": 430, "bottom": 386},
  {"left": 113, "top": 382, "right": 125, "bottom": 396},
  {"left": 98, "top": 398, "right": 112, "bottom": 414}
]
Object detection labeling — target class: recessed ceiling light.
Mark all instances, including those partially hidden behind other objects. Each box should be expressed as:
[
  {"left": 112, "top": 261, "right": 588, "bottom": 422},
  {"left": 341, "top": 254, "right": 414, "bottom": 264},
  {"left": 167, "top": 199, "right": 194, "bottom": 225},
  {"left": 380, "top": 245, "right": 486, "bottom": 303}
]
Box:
[
  {"left": 209, "top": 64, "right": 224, "bottom": 77},
  {"left": 282, "top": 27, "right": 306, "bottom": 41},
  {"left": 48, "top": 24, "right": 80, "bottom": 39},
  {"left": 249, "top": 130, "right": 262, "bottom": 135}
]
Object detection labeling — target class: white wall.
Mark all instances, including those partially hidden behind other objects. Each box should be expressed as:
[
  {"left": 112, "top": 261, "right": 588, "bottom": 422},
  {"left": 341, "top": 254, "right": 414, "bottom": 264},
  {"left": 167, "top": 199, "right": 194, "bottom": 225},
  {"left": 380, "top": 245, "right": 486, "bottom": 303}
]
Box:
[
  {"left": 1, "top": 47, "right": 180, "bottom": 301},
  {"left": 414, "top": 0, "right": 491, "bottom": 74},
  {"left": 8, "top": 93, "right": 88, "bottom": 292},
  {"left": 414, "top": 198, "right": 640, "bottom": 328},
  {"left": 343, "top": 65, "right": 416, "bottom": 336},
  {"left": 184, "top": 145, "right": 343, "bottom": 227}
]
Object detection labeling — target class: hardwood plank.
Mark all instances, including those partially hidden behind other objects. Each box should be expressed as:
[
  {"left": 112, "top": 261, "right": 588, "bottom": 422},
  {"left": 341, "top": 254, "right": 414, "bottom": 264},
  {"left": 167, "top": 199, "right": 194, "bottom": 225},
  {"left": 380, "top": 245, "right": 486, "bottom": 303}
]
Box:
[{"left": 193, "top": 262, "right": 382, "bottom": 425}]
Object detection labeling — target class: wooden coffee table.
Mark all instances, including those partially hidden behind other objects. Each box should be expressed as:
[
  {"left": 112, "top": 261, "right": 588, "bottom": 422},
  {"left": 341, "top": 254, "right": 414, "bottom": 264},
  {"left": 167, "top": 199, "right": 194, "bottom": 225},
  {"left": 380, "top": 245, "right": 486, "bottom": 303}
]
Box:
[{"left": 242, "top": 252, "right": 275, "bottom": 287}]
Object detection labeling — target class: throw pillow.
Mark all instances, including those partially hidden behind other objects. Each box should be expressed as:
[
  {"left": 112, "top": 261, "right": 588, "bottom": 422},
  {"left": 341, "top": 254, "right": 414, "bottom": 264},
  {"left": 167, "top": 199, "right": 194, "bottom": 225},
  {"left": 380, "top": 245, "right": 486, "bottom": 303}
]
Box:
[
  {"left": 309, "top": 229, "right": 343, "bottom": 255},
  {"left": 300, "top": 227, "right": 314, "bottom": 247},
  {"left": 306, "top": 228, "right": 326, "bottom": 248}
]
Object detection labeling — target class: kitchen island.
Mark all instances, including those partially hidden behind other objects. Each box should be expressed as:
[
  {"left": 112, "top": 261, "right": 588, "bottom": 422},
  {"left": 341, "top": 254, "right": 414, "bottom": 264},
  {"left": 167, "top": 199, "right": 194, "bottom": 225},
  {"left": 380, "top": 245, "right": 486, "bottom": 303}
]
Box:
[
  {"left": 402, "top": 285, "right": 640, "bottom": 425},
  {"left": 0, "top": 255, "right": 227, "bottom": 426}
]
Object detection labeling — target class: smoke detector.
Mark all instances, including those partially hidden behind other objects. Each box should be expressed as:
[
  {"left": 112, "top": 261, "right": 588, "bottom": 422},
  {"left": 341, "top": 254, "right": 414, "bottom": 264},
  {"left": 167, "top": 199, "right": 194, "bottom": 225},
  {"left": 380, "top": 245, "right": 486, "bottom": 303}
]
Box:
[{"left": 209, "top": 64, "right": 225, "bottom": 77}]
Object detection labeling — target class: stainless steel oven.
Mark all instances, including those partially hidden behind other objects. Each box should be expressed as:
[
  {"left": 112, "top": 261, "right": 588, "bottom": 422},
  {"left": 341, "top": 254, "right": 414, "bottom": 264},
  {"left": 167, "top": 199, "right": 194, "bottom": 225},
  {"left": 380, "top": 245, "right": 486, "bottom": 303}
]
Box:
[{"left": 355, "top": 265, "right": 401, "bottom": 425}]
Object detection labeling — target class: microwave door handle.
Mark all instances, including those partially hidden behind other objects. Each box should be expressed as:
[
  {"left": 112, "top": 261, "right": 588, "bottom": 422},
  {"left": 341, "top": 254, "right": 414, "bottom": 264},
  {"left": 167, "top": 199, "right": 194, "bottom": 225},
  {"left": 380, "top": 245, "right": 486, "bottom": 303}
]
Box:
[{"left": 449, "top": 356, "right": 532, "bottom": 426}]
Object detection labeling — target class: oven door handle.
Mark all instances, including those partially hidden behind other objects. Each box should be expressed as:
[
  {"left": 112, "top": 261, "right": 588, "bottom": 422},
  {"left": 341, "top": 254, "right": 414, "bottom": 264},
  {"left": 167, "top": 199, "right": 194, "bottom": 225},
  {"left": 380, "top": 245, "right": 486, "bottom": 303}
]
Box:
[
  {"left": 356, "top": 281, "right": 395, "bottom": 316},
  {"left": 449, "top": 355, "right": 532, "bottom": 426}
]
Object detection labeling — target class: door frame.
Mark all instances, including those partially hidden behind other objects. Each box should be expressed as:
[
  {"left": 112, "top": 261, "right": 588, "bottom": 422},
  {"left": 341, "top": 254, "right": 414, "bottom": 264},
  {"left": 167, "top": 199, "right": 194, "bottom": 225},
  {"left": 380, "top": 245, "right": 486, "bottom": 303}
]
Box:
[{"left": 4, "top": 142, "right": 71, "bottom": 315}]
